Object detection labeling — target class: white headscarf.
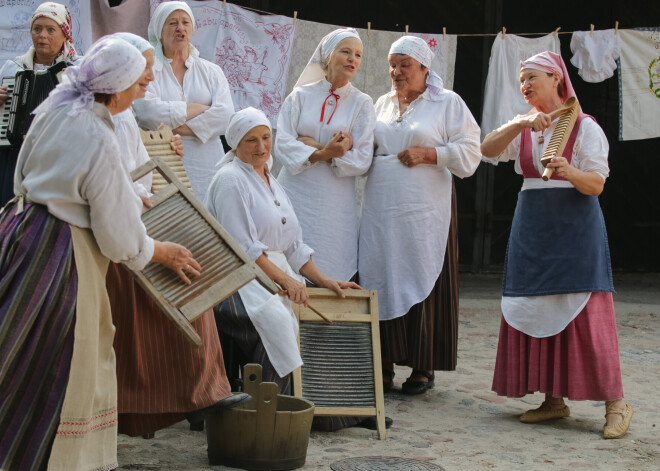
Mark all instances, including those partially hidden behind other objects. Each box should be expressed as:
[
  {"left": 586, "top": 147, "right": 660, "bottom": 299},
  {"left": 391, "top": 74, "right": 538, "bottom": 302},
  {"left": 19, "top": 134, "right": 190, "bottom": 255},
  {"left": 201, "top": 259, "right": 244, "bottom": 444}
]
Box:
[
  {"left": 148, "top": 1, "right": 198, "bottom": 69},
  {"left": 18, "top": 1, "right": 78, "bottom": 68},
  {"left": 389, "top": 36, "right": 444, "bottom": 96},
  {"left": 219, "top": 107, "right": 273, "bottom": 168},
  {"left": 293, "top": 28, "right": 362, "bottom": 89},
  {"left": 33, "top": 37, "right": 146, "bottom": 117},
  {"left": 111, "top": 32, "right": 154, "bottom": 53}
]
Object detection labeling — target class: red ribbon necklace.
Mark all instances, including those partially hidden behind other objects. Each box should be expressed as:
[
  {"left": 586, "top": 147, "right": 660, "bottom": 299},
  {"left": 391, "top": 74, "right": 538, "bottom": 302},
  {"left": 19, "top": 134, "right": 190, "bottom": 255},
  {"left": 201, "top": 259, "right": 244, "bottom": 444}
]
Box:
[{"left": 320, "top": 88, "right": 340, "bottom": 124}]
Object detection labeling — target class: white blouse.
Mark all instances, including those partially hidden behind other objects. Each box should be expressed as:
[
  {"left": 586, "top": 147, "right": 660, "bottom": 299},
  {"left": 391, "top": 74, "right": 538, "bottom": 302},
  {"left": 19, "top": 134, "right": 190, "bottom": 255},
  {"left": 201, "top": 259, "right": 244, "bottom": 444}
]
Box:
[
  {"left": 275, "top": 79, "right": 376, "bottom": 280},
  {"left": 14, "top": 102, "right": 153, "bottom": 271},
  {"left": 132, "top": 50, "right": 234, "bottom": 201},
  {"left": 491, "top": 115, "right": 611, "bottom": 338},
  {"left": 359, "top": 88, "right": 481, "bottom": 321},
  {"left": 204, "top": 156, "right": 314, "bottom": 273},
  {"left": 113, "top": 108, "right": 152, "bottom": 197}
]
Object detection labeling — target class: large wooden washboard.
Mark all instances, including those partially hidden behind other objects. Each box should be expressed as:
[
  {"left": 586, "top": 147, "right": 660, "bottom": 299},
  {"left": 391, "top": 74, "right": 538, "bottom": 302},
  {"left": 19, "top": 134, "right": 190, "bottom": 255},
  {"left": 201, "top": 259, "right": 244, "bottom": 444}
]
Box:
[{"left": 126, "top": 157, "right": 278, "bottom": 346}]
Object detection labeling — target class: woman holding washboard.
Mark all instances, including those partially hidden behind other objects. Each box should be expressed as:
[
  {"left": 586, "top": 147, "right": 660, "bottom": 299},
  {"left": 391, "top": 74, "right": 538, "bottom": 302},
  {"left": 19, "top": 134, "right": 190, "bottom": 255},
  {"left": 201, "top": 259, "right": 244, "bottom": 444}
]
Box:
[{"left": 482, "top": 51, "right": 632, "bottom": 439}]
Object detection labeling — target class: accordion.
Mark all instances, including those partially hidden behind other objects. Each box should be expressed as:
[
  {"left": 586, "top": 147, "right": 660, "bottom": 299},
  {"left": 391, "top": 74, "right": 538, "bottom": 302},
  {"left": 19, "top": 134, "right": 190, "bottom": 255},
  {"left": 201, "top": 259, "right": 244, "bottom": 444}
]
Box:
[{"left": 0, "top": 61, "right": 68, "bottom": 148}]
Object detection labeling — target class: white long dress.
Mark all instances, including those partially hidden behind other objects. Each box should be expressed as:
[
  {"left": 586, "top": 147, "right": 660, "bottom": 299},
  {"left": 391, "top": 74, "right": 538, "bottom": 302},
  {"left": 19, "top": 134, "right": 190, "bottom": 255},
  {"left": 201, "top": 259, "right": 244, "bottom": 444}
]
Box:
[
  {"left": 132, "top": 49, "right": 234, "bottom": 201},
  {"left": 358, "top": 88, "right": 481, "bottom": 321},
  {"left": 275, "top": 79, "right": 376, "bottom": 281}
]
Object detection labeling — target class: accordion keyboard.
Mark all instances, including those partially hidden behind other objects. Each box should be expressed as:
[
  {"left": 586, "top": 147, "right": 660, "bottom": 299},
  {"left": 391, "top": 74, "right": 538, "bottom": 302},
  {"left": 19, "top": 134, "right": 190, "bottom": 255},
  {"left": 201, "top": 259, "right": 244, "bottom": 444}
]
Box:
[{"left": 0, "top": 77, "right": 15, "bottom": 147}]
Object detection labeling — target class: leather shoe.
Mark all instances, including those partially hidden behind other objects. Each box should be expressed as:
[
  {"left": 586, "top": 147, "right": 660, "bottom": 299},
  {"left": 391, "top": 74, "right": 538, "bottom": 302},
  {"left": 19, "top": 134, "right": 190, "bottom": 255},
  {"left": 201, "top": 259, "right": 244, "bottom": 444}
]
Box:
[
  {"left": 184, "top": 392, "right": 251, "bottom": 424},
  {"left": 401, "top": 371, "right": 435, "bottom": 395},
  {"left": 356, "top": 416, "right": 393, "bottom": 430}
]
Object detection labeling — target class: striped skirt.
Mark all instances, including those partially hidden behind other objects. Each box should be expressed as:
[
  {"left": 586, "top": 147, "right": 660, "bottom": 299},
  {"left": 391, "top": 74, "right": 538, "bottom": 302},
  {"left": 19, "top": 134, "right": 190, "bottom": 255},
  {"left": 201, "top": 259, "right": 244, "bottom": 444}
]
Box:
[
  {"left": 492, "top": 292, "right": 624, "bottom": 401},
  {"left": 0, "top": 202, "right": 77, "bottom": 471},
  {"left": 107, "top": 262, "right": 232, "bottom": 437},
  {"left": 379, "top": 182, "right": 459, "bottom": 372}
]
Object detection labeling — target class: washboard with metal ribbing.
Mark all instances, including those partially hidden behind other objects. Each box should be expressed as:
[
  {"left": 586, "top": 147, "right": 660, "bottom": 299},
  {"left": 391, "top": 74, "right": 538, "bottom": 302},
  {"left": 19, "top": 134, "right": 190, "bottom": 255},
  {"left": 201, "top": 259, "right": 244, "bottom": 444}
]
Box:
[
  {"left": 126, "top": 157, "right": 279, "bottom": 346},
  {"left": 292, "top": 288, "right": 386, "bottom": 439},
  {"left": 139, "top": 125, "right": 192, "bottom": 192}
]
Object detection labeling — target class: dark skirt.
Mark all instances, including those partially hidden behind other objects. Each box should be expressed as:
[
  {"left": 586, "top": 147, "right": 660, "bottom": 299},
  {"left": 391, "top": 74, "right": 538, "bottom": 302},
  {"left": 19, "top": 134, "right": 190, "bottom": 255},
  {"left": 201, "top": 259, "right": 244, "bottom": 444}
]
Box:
[
  {"left": 379, "top": 181, "right": 459, "bottom": 372},
  {"left": 0, "top": 202, "right": 78, "bottom": 471},
  {"left": 492, "top": 292, "right": 624, "bottom": 401},
  {"left": 107, "top": 262, "right": 232, "bottom": 437},
  {"left": 0, "top": 147, "right": 19, "bottom": 208}
]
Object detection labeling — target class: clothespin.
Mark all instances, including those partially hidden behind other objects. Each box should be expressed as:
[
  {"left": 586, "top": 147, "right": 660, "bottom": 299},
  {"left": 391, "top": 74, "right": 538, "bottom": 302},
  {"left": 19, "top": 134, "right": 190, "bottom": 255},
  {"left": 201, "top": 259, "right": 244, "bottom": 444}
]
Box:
[
  {"left": 367, "top": 22, "right": 371, "bottom": 36},
  {"left": 615, "top": 21, "right": 619, "bottom": 35},
  {"left": 293, "top": 11, "right": 297, "bottom": 24},
  {"left": 590, "top": 24, "right": 594, "bottom": 37},
  {"left": 405, "top": 25, "right": 409, "bottom": 35},
  {"left": 443, "top": 26, "right": 446, "bottom": 41},
  {"left": 553, "top": 27, "right": 561, "bottom": 37},
  {"left": 501, "top": 27, "right": 506, "bottom": 39},
  {"left": 222, "top": 0, "right": 226, "bottom": 8}
]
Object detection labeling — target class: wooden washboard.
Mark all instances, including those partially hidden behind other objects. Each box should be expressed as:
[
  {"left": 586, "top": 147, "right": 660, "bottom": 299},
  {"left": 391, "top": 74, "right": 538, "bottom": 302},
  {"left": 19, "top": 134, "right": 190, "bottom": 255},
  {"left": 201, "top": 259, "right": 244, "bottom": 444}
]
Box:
[
  {"left": 292, "top": 288, "right": 387, "bottom": 439},
  {"left": 139, "top": 126, "right": 192, "bottom": 192},
  {"left": 126, "top": 157, "right": 279, "bottom": 347},
  {"left": 540, "top": 97, "right": 581, "bottom": 181}
]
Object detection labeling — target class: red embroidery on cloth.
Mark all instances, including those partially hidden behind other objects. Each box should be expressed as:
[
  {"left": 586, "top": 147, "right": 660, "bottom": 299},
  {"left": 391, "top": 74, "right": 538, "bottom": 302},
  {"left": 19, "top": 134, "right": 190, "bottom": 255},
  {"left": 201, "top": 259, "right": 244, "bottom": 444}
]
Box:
[{"left": 56, "top": 408, "right": 118, "bottom": 436}]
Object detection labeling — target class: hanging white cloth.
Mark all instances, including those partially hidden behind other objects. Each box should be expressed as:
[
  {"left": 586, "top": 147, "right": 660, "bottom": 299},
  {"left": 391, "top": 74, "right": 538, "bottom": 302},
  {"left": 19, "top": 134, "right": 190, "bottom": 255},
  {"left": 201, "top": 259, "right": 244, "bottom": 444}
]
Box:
[
  {"left": 570, "top": 29, "right": 621, "bottom": 83},
  {"left": 480, "top": 33, "right": 560, "bottom": 141}
]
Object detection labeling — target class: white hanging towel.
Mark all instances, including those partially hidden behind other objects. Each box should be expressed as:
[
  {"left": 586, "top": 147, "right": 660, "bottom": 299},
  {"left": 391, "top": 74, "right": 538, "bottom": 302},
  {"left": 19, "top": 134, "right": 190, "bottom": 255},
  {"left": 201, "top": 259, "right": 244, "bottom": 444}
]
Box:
[
  {"left": 480, "top": 33, "right": 560, "bottom": 141},
  {"left": 618, "top": 28, "right": 660, "bottom": 141},
  {"left": 570, "top": 29, "right": 621, "bottom": 83},
  {"left": 237, "top": 251, "right": 303, "bottom": 377}
]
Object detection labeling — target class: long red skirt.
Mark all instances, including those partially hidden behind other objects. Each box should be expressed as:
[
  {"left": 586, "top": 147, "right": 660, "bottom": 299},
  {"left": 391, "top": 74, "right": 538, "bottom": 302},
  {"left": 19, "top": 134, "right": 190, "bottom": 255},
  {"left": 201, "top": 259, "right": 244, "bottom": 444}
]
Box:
[
  {"left": 492, "top": 292, "right": 624, "bottom": 401},
  {"left": 107, "top": 263, "right": 231, "bottom": 436}
]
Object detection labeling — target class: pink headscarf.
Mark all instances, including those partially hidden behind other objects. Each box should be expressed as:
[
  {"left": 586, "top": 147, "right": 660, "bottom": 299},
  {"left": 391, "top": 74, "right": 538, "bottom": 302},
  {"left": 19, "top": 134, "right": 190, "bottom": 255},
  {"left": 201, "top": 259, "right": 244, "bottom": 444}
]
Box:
[{"left": 520, "top": 51, "right": 576, "bottom": 102}]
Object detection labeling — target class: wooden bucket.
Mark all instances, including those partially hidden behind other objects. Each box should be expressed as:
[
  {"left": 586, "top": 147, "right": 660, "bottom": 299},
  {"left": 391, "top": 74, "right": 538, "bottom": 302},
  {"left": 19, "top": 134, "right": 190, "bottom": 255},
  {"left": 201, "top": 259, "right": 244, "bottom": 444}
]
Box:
[{"left": 206, "top": 364, "right": 315, "bottom": 470}]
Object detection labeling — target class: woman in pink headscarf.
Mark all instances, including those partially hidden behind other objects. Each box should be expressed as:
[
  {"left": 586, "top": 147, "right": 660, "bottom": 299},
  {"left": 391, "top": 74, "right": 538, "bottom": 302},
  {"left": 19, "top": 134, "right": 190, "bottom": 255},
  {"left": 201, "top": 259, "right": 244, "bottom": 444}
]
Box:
[{"left": 482, "top": 51, "right": 632, "bottom": 439}]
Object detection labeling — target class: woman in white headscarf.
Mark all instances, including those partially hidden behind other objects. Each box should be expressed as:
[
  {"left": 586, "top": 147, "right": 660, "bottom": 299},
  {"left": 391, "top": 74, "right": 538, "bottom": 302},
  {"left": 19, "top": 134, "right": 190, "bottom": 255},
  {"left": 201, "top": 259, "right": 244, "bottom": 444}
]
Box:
[
  {"left": 104, "top": 33, "right": 245, "bottom": 440},
  {"left": 274, "top": 28, "right": 375, "bottom": 282},
  {"left": 132, "top": 1, "right": 234, "bottom": 201},
  {"left": 0, "top": 36, "right": 201, "bottom": 471},
  {"left": 206, "top": 107, "right": 360, "bottom": 393},
  {"left": 359, "top": 36, "right": 481, "bottom": 395},
  {"left": 0, "top": 1, "right": 82, "bottom": 207}
]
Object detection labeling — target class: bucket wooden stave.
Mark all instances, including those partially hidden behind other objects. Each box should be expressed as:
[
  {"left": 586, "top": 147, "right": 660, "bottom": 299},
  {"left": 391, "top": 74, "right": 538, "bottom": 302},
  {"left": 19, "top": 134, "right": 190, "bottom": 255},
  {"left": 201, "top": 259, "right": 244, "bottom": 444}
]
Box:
[{"left": 206, "top": 364, "right": 315, "bottom": 470}]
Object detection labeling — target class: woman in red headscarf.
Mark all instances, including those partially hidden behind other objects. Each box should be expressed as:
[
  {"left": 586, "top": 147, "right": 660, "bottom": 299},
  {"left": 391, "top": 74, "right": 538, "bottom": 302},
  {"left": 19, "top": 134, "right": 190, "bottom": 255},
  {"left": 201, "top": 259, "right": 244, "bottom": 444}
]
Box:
[{"left": 482, "top": 51, "right": 632, "bottom": 439}]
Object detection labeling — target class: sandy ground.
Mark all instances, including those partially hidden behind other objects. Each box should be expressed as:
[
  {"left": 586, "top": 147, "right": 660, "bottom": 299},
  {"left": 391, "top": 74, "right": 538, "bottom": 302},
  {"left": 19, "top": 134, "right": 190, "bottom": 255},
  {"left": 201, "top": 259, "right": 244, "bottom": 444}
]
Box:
[{"left": 117, "top": 273, "right": 660, "bottom": 470}]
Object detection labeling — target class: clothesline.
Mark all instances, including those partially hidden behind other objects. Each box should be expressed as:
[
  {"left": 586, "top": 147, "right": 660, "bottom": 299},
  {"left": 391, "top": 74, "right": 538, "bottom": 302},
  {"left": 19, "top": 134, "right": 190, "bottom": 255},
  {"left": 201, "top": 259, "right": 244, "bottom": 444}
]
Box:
[{"left": 233, "top": 1, "right": 620, "bottom": 38}]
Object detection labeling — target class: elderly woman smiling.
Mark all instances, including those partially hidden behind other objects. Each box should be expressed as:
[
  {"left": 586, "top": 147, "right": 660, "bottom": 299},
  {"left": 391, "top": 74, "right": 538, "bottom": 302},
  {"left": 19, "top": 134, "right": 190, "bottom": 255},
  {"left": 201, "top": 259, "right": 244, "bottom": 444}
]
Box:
[
  {"left": 0, "top": 2, "right": 81, "bottom": 207},
  {"left": 133, "top": 1, "right": 234, "bottom": 201},
  {"left": 358, "top": 36, "right": 481, "bottom": 395},
  {"left": 206, "top": 107, "right": 360, "bottom": 392}
]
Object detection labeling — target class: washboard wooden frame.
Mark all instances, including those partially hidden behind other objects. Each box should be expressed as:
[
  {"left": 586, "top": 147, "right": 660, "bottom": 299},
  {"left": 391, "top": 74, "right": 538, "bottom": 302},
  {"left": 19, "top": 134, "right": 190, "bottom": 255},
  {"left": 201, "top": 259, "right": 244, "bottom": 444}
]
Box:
[
  {"left": 126, "top": 157, "right": 279, "bottom": 347},
  {"left": 292, "top": 288, "right": 386, "bottom": 439},
  {"left": 139, "top": 126, "right": 192, "bottom": 192}
]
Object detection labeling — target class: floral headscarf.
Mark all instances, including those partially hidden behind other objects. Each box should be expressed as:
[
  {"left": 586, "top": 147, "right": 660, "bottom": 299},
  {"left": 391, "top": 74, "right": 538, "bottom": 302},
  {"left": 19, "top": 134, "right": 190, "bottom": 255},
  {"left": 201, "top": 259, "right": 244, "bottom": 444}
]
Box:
[{"left": 20, "top": 2, "right": 77, "bottom": 67}]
